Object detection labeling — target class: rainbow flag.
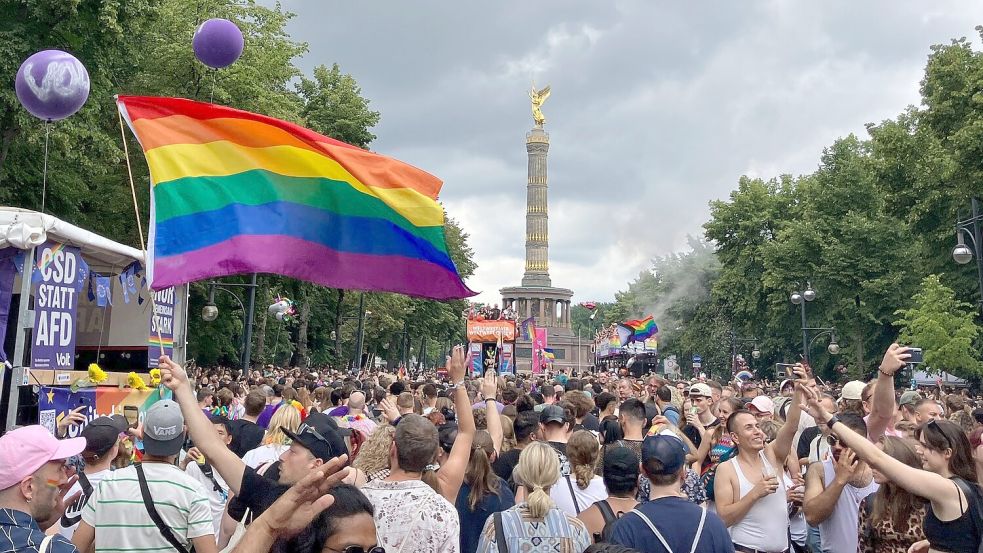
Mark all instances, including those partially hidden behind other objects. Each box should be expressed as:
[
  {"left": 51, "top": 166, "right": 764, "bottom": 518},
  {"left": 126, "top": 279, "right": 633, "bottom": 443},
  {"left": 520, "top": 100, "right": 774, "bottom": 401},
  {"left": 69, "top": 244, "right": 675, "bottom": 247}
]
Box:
[
  {"left": 624, "top": 316, "right": 658, "bottom": 341},
  {"left": 116, "top": 96, "right": 475, "bottom": 300}
]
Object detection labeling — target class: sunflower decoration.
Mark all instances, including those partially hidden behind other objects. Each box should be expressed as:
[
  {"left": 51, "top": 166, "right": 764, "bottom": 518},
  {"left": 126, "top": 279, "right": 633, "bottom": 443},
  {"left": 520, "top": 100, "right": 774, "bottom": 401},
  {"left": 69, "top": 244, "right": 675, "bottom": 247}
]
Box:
[
  {"left": 126, "top": 372, "right": 150, "bottom": 391},
  {"left": 149, "top": 368, "right": 162, "bottom": 387},
  {"left": 71, "top": 363, "right": 110, "bottom": 392}
]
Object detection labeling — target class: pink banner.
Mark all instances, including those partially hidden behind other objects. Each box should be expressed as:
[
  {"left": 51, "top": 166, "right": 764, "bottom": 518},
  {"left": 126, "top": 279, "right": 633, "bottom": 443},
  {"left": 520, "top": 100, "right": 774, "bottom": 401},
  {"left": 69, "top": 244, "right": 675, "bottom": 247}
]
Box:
[{"left": 532, "top": 328, "right": 548, "bottom": 374}]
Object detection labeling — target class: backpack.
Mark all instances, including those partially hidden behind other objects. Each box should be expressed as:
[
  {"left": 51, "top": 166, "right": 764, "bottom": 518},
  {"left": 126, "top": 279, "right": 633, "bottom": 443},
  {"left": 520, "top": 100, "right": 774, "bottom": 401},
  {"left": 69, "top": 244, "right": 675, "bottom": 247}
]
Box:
[{"left": 594, "top": 499, "right": 620, "bottom": 542}]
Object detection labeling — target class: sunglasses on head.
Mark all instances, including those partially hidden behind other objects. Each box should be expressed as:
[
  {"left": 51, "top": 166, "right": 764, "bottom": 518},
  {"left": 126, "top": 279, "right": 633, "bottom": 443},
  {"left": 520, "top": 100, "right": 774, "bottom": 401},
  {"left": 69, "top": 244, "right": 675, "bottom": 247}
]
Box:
[{"left": 926, "top": 419, "right": 953, "bottom": 450}]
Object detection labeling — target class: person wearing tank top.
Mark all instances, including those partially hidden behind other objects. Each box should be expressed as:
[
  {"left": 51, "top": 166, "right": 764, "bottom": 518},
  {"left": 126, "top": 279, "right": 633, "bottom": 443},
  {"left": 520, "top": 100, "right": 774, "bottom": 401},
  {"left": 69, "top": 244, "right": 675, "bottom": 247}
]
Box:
[
  {"left": 714, "top": 367, "right": 808, "bottom": 553},
  {"left": 802, "top": 446, "right": 878, "bottom": 553}
]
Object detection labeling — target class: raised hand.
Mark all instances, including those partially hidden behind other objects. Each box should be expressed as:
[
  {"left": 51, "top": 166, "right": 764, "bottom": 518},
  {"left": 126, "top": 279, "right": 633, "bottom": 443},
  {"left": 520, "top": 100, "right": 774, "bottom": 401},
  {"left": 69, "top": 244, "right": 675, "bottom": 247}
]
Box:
[
  {"left": 481, "top": 370, "right": 498, "bottom": 400},
  {"left": 798, "top": 384, "right": 830, "bottom": 423},
  {"left": 879, "top": 343, "right": 911, "bottom": 376},
  {"left": 158, "top": 355, "right": 190, "bottom": 391},
  {"left": 833, "top": 448, "right": 863, "bottom": 485},
  {"left": 447, "top": 345, "right": 466, "bottom": 385},
  {"left": 251, "top": 455, "right": 349, "bottom": 539},
  {"left": 378, "top": 396, "right": 400, "bottom": 423},
  {"left": 57, "top": 406, "right": 87, "bottom": 437}
]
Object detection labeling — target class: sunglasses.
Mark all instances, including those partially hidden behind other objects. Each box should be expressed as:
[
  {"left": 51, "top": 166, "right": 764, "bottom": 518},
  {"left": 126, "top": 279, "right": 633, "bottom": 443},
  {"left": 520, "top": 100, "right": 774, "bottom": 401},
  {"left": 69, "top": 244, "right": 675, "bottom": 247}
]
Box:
[
  {"left": 327, "top": 547, "right": 385, "bottom": 553},
  {"left": 826, "top": 435, "right": 841, "bottom": 447},
  {"left": 926, "top": 419, "right": 952, "bottom": 451}
]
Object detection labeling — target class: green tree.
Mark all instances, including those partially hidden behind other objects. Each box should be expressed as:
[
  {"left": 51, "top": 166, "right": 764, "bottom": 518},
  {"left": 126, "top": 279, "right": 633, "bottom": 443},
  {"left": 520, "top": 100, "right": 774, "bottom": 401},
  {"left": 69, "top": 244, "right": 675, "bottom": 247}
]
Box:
[
  {"left": 298, "top": 63, "right": 380, "bottom": 148},
  {"left": 895, "top": 274, "right": 983, "bottom": 378}
]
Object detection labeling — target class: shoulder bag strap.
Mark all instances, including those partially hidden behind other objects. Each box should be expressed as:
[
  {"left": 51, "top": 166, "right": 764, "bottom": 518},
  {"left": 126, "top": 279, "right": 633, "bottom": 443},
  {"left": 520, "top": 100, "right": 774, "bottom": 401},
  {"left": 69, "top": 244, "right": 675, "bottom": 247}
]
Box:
[
  {"left": 629, "top": 509, "right": 674, "bottom": 553},
  {"left": 135, "top": 463, "right": 191, "bottom": 553},
  {"left": 564, "top": 475, "right": 581, "bottom": 514},
  {"left": 77, "top": 471, "right": 93, "bottom": 498},
  {"left": 596, "top": 499, "right": 616, "bottom": 524},
  {"left": 39, "top": 535, "right": 53, "bottom": 553},
  {"left": 688, "top": 506, "right": 707, "bottom": 553},
  {"left": 493, "top": 511, "right": 508, "bottom": 553}
]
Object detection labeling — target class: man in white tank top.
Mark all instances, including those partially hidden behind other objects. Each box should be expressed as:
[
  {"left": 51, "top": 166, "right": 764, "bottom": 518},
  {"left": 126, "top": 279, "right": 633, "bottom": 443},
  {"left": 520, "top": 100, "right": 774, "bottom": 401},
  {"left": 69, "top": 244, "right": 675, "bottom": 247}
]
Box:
[
  {"left": 802, "top": 413, "right": 878, "bottom": 553},
  {"left": 714, "top": 366, "right": 808, "bottom": 553}
]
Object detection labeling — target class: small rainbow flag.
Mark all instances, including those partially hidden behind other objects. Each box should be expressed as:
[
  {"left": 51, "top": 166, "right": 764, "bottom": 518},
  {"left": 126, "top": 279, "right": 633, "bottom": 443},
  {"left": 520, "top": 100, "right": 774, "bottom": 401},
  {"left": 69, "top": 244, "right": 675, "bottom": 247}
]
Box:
[
  {"left": 116, "top": 96, "right": 475, "bottom": 300},
  {"left": 543, "top": 348, "right": 556, "bottom": 361},
  {"left": 624, "top": 316, "right": 658, "bottom": 341}
]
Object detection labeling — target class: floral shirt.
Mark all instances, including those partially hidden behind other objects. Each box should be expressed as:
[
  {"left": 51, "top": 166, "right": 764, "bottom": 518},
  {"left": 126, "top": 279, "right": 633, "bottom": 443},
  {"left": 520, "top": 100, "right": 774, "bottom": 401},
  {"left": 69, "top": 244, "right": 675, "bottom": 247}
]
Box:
[
  {"left": 637, "top": 468, "right": 708, "bottom": 505},
  {"left": 361, "top": 479, "right": 460, "bottom": 553}
]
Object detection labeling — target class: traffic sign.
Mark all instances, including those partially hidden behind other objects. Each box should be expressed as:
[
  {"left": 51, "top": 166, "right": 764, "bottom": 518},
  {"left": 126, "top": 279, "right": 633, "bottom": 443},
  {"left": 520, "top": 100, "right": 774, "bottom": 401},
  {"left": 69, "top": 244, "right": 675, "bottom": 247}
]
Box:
[{"left": 692, "top": 354, "right": 702, "bottom": 369}]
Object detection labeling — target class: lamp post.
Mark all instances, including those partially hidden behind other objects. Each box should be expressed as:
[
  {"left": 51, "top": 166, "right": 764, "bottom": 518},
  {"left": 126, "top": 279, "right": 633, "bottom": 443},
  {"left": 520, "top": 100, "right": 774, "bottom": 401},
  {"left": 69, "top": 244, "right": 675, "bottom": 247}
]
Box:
[
  {"left": 200, "top": 274, "right": 258, "bottom": 370},
  {"left": 790, "top": 282, "right": 817, "bottom": 364},
  {"left": 351, "top": 293, "right": 373, "bottom": 372},
  {"left": 807, "top": 327, "right": 840, "bottom": 357},
  {"left": 952, "top": 198, "right": 983, "bottom": 314},
  {"left": 730, "top": 330, "right": 760, "bottom": 374}
]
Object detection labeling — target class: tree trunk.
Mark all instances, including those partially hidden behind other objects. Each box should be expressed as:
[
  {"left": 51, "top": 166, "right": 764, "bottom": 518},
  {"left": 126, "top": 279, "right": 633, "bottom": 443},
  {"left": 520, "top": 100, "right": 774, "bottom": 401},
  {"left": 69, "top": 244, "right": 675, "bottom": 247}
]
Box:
[
  {"left": 295, "top": 285, "right": 311, "bottom": 369},
  {"left": 333, "top": 289, "right": 345, "bottom": 366},
  {"left": 252, "top": 286, "right": 271, "bottom": 368}
]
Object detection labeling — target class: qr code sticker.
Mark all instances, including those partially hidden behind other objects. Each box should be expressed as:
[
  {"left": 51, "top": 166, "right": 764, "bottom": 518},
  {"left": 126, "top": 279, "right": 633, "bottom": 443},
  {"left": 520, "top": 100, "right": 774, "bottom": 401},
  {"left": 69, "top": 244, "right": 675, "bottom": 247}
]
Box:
[{"left": 39, "top": 409, "right": 56, "bottom": 434}]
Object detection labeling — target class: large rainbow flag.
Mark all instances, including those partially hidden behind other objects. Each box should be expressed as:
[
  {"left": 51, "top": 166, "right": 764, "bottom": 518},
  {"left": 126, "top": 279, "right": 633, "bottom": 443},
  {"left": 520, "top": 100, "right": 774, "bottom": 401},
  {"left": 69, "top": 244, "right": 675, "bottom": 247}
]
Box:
[{"left": 116, "top": 96, "right": 475, "bottom": 300}]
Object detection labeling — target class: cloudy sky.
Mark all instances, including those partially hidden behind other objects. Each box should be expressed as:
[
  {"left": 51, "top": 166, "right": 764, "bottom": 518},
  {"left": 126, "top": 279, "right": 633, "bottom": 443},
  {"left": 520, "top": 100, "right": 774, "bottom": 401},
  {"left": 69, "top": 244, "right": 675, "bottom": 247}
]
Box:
[{"left": 270, "top": 1, "right": 983, "bottom": 305}]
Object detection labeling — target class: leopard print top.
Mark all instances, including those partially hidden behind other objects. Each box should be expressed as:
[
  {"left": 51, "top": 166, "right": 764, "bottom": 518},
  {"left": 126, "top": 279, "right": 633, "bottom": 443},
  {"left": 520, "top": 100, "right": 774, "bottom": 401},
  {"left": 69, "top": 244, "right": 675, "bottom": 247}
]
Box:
[{"left": 858, "top": 497, "right": 927, "bottom": 553}]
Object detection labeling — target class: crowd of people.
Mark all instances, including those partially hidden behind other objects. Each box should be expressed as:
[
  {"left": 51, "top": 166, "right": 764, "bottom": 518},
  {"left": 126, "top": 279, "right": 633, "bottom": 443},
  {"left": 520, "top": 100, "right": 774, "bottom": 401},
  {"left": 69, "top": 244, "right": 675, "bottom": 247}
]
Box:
[{"left": 2, "top": 343, "right": 983, "bottom": 552}]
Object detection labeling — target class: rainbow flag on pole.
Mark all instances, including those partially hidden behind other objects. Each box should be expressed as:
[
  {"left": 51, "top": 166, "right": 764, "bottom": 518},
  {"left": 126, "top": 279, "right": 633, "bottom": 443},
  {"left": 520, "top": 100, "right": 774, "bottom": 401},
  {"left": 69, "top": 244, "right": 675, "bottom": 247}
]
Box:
[
  {"left": 116, "top": 96, "right": 475, "bottom": 300},
  {"left": 624, "top": 316, "right": 658, "bottom": 341}
]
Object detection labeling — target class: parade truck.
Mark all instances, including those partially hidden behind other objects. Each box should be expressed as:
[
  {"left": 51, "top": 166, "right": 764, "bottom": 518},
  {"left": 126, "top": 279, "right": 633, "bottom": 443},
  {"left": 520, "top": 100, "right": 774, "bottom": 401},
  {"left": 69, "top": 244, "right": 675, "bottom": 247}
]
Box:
[
  {"left": 465, "top": 318, "right": 517, "bottom": 376},
  {"left": 0, "top": 208, "right": 189, "bottom": 432}
]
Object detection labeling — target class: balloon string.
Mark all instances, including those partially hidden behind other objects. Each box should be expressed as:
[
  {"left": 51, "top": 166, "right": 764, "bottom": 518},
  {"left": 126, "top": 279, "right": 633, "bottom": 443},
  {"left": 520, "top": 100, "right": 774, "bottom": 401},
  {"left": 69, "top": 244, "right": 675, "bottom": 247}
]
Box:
[
  {"left": 210, "top": 69, "right": 216, "bottom": 104},
  {"left": 40, "top": 122, "right": 50, "bottom": 213}
]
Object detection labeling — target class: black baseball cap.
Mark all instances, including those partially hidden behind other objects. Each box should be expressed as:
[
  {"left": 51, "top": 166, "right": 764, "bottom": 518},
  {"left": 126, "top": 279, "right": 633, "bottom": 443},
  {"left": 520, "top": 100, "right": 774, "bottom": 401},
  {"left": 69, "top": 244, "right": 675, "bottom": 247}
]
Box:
[
  {"left": 81, "top": 415, "right": 128, "bottom": 457},
  {"left": 281, "top": 412, "right": 347, "bottom": 462},
  {"left": 540, "top": 404, "right": 566, "bottom": 424},
  {"left": 603, "top": 446, "right": 640, "bottom": 477}
]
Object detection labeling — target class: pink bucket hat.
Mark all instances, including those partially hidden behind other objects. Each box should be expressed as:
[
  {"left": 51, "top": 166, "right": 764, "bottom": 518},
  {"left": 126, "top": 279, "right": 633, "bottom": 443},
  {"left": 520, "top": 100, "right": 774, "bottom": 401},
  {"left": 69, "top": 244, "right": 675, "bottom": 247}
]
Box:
[{"left": 0, "top": 425, "right": 86, "bottom": 490}]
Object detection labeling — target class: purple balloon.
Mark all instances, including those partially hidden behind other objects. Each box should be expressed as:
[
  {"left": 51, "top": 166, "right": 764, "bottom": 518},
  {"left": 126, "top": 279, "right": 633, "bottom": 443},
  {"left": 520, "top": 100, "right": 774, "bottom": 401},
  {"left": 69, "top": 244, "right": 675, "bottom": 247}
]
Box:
[
  {"left": 15, "top": 50, "right": 90, "bottom": 122},
  {"left": 193, "top": 18, "right": 244, "bottom": 69}
]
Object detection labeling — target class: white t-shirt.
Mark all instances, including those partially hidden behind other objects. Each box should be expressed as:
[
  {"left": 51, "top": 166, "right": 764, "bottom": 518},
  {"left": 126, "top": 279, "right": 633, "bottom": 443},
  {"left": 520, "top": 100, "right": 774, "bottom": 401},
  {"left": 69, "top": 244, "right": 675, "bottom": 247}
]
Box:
[
  {"left": 242, "top": 443, "right": 288, "bottom": 468},
  {"left": 56, "top": 469, "right": 109, "bottom": 540},
  {"left": 82, "top": 462, "right": 214, "bottom": 550},
  {"left": 185, "top": 461, "right": 231, "bottom": 538},
  {"left": 550, "top": 475, "right": 608, "bottom": 517}
]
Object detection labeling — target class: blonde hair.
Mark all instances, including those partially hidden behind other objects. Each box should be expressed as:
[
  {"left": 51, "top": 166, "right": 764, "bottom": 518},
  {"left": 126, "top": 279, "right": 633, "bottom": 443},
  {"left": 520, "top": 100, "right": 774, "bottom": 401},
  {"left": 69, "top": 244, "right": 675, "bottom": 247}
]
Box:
[
  {"left": 513, "top": 442, "right": 559, "bottom": 518},
  {"left": 263, "top": 404, "right": 300, "bottom": 446},
  {"left": 352, "top": 424, "right": 395, "bottom": 475},
  {"left": 501, "top": 416, "right": 516, "bottom": 453},
  {"left": 567, "top": 430, "right": 600, "bottom": 489}
]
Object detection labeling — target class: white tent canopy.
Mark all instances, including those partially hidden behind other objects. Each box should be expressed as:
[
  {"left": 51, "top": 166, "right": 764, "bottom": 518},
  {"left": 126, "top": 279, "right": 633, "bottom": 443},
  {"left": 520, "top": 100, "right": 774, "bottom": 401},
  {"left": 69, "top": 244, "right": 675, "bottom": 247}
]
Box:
[
  {"left": 912, "top": 369, "right": 970, "bottom": 388},
  {"left": 0, "top": 207, "right": 144, "bottom": 272}
]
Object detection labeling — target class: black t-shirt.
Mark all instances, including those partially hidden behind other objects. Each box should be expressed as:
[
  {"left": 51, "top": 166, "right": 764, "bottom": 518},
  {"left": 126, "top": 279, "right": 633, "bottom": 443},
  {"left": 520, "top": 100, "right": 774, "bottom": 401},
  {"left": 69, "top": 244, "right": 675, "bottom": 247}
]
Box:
[
  {"left": 492, "top": 448, "right": 522, "bottom": 482},
  {"left": 229, "top": 419, "right": 265, "bottom": 458},
  {"left": 683, "top": 418, "right": 719, "bottom": 449},
  {"left": 228, "top": 463, "right": 288, "bottom": 521},
  {"left": 581, "top": 413, "right": 601, "bottom": 432},
  {"left": 797, "top": 425, "right": 821, "bottom": 460}
]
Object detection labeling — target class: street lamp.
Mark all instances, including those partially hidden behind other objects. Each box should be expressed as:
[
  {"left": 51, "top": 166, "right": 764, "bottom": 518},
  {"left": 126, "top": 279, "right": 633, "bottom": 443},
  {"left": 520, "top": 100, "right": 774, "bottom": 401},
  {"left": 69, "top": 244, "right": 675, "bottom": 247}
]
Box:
[
  {"left": 199, "top": 275, "right": 258, "bottom": 370},
  {"left": 790, "top": 282, "right": 817, "bottom": 364},
  {"left": 808, "top": 327, "right": 840, "bottom": 357},
  {"left": 952, "top": 198, "right": 983, "bottom": 313}
]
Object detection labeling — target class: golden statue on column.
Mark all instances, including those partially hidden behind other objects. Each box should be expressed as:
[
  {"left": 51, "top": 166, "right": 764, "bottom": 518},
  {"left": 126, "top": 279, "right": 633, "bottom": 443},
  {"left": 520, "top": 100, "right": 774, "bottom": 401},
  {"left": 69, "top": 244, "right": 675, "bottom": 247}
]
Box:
[{"left": 529, "top": 83, "right": 551, "bottom": 127}]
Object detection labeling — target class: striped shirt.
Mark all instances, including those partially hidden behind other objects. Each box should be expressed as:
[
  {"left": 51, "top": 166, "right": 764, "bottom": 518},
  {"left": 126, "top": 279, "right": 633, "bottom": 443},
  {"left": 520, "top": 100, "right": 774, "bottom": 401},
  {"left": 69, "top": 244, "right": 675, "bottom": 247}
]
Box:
[
  {"left": 475, "top": 503, "right": 591, "bottom": 553},
  {"left": 82, "top": 462, "right": 213, "bottom": 552}
]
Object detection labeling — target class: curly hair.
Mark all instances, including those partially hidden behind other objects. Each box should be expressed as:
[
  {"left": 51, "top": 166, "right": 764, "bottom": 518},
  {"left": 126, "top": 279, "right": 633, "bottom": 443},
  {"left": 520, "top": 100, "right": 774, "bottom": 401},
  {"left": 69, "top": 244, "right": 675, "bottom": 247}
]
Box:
[{"left": 351, "top": 424, "right": 394, "bottom": 475}]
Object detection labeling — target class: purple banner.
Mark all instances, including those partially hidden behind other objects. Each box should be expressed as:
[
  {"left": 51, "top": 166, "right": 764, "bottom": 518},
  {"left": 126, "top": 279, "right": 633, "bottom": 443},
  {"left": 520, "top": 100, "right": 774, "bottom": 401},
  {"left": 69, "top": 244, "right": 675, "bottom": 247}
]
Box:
[
  {"left": 147, "top": 287, "right": 176, "bottom": 368},
  {"left": 32, "top": 242, "right": 83, "bottom": 369},
  {"left": 0, "top": 249, "right": 21, "bottom": 362}
]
